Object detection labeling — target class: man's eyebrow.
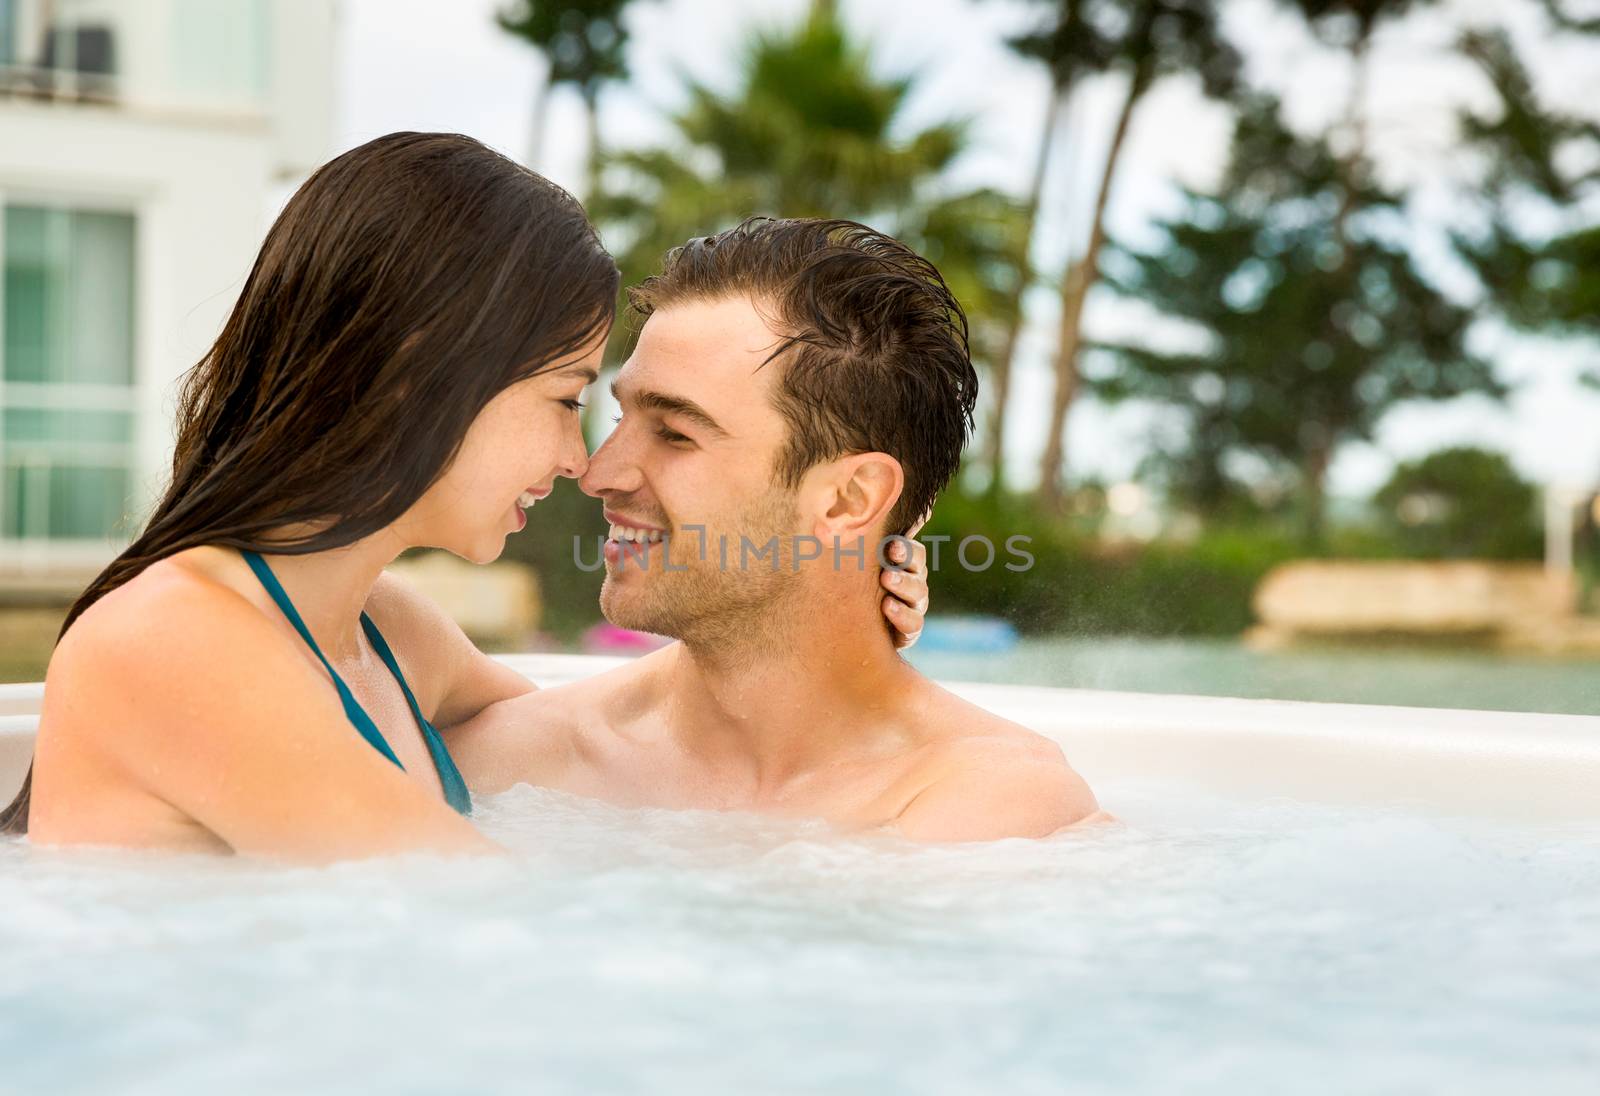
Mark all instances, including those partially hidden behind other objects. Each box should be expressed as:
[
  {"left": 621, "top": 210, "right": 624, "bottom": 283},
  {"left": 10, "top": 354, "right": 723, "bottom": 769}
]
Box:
[{"left": 610, "top": 379, "right": 729, "bottom": 438}]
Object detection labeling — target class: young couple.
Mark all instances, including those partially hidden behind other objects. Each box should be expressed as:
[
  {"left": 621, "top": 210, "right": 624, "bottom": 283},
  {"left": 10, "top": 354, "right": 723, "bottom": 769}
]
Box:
[{"left": 3, "top": 132, "right": 1100, "bottom": 861}]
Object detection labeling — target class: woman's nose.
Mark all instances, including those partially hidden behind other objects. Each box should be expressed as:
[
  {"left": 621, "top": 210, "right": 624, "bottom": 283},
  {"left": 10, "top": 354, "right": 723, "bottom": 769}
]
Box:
[{"left": 557, "top": 419, "right": 590, "bottom": 480}]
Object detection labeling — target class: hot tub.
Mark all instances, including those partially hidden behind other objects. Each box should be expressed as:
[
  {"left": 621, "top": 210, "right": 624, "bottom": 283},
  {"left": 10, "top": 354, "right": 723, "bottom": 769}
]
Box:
[{"left": 1, "top": 654, "right": 1597, "bottom": 1093}]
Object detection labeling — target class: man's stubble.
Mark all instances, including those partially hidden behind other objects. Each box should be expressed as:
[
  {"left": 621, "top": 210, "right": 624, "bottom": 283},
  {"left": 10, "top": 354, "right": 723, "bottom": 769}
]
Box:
[{"left": 599, "top": 486, "right": 804, "bottom": 662}]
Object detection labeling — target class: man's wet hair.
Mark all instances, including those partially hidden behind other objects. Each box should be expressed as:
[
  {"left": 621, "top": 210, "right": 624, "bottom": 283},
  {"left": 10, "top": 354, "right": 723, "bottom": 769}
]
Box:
[{"left": 628, "top": 217, "right": 977, "bottom": 535}]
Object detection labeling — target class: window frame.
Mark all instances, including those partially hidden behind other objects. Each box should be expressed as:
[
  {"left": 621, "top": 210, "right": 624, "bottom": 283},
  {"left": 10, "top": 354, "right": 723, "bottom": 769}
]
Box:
[{"left": 0, "top": 187, "right": 141, "bottom": 567}]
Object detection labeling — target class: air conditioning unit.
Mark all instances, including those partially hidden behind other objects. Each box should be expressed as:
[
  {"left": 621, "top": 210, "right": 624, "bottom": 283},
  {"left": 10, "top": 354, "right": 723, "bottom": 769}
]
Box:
[{"left": 33, "top": 22, "right": 116, "bottom": 100}]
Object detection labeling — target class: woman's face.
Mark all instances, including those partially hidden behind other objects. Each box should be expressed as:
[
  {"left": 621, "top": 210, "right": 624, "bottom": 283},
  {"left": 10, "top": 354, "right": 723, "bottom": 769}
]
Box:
[{"left": 399, "top": 335, "right": 605, "bottom": 563}]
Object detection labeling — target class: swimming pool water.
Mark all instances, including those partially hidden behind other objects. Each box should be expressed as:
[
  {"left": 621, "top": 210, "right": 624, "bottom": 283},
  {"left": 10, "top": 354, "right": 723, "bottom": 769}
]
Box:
[
  {"left": 907, "top": 635, "right": 1600, "bottom": 717},
  {"left": 2, "top": 782, "right": 1597, "bottom": 1094}
]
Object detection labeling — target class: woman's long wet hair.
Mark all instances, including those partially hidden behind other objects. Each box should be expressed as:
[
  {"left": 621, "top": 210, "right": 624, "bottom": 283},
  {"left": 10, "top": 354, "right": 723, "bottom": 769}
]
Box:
[{"left": 1, "top": 132, "right": 620, "bottom": 833}]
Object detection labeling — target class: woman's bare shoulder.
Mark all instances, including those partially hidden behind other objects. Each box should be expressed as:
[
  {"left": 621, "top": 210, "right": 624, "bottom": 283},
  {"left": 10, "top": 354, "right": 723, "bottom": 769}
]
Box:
[
  {"left": 59, "top": 548, "right": 268, "bottom": 658},
  {"left": 36, "top": 555, "right": 493, "bottom": 859},
  {"left": 34, "top": 551, "right": 329, "bottom": 831},
  {"left": 46, "top": 548, "right": 316, "bottom": 747}
]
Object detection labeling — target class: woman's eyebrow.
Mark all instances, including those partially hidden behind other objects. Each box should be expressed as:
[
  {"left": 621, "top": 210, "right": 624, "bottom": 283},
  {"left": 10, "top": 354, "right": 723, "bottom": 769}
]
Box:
[
  {"left": 561, "top": 365, "right": 600, "bottom": 384},
  {"left": 610, "top": 380, "right": 729, "bottom": 437}
]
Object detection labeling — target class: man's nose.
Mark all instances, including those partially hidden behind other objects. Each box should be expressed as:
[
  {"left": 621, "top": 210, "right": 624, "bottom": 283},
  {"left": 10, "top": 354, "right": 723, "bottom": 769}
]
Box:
[{"left": 579, "top": 429, "right": 638, "bottom": 499}]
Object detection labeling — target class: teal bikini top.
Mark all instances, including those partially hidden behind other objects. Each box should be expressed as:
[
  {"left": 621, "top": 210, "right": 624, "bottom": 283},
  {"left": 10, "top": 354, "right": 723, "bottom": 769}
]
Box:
[{"left": 241, "top": 550, "right": 472, "bottom": 815}]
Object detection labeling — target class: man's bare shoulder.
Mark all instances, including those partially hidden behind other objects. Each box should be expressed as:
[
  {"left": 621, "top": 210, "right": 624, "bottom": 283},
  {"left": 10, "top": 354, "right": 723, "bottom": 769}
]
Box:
[
  {"left": 891, "top": 682, "right": 1103, "bottom": 843},
  {"left": 445, "top": 646, "right": 673, "bottom": 793},
  {"left": 504, "top": 645, "right": 676, "bottom": 722}
]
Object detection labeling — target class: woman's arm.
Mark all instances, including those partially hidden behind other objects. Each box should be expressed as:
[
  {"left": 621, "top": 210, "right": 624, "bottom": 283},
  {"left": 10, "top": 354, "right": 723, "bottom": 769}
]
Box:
[{"left": 364, "top": 571, "right": 539, "bottom": 730}]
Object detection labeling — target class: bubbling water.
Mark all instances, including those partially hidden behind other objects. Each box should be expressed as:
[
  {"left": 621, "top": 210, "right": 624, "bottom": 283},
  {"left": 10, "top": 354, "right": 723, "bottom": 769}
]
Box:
[{"left": 2, "top": 782, "right": 1597, "bottom": 1095}]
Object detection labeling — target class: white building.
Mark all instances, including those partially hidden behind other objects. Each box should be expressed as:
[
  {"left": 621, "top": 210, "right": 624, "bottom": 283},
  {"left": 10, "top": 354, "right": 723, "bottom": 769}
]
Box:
[{"left": 0, "top": 0, "right": 335, "bottom": 579}]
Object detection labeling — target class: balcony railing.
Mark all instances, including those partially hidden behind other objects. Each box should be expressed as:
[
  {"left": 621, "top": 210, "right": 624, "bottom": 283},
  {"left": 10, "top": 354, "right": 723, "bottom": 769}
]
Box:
[
  {"left": 0, "top": 1, "right": 118, "bottom": 105},
  {"left": 0, "top": 0, "right": 270, "bottom": 115}
]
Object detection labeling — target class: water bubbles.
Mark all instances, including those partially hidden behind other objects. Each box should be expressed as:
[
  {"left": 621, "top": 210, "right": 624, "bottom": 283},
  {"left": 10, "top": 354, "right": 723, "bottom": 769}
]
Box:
[{"left": 2, "top": 783, "right": 1598, "bottom": 1094}]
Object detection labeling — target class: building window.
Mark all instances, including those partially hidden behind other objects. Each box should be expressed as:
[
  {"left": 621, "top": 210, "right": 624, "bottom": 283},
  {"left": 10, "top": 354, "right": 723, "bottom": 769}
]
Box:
[
  {"left": 171, "top": 0, "right": 268, "bottom": 107},
  {"left": 1, "top": 204, "right": 137, "bottom": 544},
  {"left": 0, "top": 0, "right": 14, "bottom": 72}
]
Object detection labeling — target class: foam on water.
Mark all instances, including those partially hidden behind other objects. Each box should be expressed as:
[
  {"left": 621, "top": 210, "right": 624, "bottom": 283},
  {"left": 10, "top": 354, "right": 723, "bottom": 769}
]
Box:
[{"left": 2, "top": 784, "right": 1598, "bottom": 1095}]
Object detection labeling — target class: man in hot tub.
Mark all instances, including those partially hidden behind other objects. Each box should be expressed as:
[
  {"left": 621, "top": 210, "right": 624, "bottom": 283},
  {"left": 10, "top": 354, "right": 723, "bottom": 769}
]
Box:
[{"left": 448, "top": 218, "right": 1101, "bottom": 841}]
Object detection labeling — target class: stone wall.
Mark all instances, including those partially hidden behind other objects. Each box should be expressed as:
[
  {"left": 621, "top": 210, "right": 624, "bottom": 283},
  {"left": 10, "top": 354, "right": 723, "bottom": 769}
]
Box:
[{"left": 1249, "top": 561, "right": 1600, "bottom": 654}]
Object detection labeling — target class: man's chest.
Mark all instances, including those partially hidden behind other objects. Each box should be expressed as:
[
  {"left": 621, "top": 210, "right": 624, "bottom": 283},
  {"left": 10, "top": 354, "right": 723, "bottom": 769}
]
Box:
[{"left": 552, "top": 721, "right": 929, "bottom": 829}]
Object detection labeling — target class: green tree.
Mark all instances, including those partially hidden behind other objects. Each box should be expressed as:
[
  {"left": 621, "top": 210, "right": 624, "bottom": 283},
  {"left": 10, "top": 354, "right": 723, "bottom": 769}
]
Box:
[
  {"left": 1540, "top": 0, "right": 1600, "bottom": 33},
  {"left": 497, "top": 0, "right": 643, "bottom": 194},
  {"left": 592, "top": 5, "right": 1026, "bottom": 387},
  {"left": 1281, "top": 1, "right": 1441, "bottom": 186},
  {"left": 1276, "top": 1, "right": 1444, "bottom": 341},
  {"left": 1373, "top": 446, "right": 1541, "bottom": 559},
  {"left": 1022, "top": 0, "right": 1242, "bottom": 511},
  {"left": 1453, "top": 25, "right": 1600, "bottom": 387},
  {"left": 1090, "top": 98, "right": 1504, "bottom": 545}
]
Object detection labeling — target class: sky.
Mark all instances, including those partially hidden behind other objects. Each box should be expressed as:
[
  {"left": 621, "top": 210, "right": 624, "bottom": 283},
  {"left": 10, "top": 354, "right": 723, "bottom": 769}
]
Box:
[{"left": 333, "top": 0, "right": 1600, "bottom": 502}]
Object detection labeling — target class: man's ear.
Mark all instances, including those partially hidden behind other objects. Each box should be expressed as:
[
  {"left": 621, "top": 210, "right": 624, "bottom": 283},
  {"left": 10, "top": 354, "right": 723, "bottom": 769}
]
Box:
[{"left": 807, "top": 452, "right": 904, "bottom": 538}]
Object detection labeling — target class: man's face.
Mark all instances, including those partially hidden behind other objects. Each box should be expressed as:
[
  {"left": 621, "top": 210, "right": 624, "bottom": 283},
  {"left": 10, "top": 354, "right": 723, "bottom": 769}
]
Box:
[{"left": 580, "top": 295, "right": 805, "bottom": 642}]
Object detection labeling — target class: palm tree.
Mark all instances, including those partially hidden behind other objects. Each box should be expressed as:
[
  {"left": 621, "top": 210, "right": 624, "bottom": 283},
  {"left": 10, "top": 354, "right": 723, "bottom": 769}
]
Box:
[
  {"left": 592, "top": 4, "right": 1026, "bottom": 397},
  {"left": 497, "top": 0, "right": 643, "bottom": 194},
  {"left": 981, "top": 0, "right": 1107, "bottom": 494},
  {"left": 1033, "top": 0, "right": 1241, "bottom": 511}
]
